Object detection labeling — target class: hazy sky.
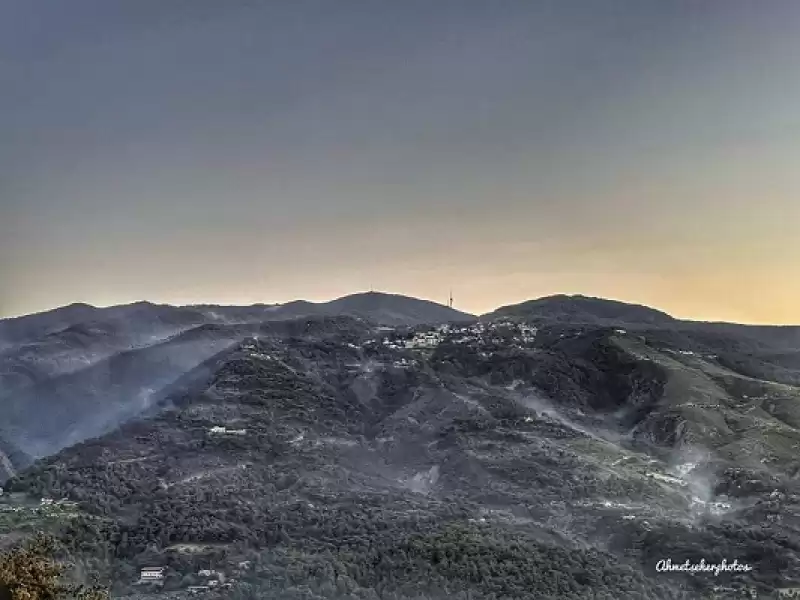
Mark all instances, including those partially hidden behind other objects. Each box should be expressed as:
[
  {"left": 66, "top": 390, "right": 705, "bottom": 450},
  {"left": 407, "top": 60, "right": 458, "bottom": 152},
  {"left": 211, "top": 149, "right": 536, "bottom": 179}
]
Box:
[{"left": 2, "top": 1, "right": 800, "bottom": 323}]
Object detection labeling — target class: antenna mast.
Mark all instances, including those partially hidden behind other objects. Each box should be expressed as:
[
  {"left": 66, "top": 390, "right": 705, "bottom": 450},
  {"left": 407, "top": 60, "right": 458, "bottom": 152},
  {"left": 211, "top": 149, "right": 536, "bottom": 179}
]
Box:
[{"left": 449, "top": 289, "right": 453, "bottom": 309}]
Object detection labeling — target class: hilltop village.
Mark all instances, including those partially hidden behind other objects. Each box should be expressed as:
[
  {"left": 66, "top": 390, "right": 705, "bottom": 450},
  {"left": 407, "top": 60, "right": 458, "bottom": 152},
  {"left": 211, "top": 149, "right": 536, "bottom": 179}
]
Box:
[{"left": 375, "top": 320, "right": 538, "bottom": 352}]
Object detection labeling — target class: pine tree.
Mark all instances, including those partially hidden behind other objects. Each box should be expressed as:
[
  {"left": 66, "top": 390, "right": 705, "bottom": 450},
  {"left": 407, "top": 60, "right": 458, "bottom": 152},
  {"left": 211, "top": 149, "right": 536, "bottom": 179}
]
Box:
[{"left": 0, "top": 534, "right": 108, "bottom": 600}]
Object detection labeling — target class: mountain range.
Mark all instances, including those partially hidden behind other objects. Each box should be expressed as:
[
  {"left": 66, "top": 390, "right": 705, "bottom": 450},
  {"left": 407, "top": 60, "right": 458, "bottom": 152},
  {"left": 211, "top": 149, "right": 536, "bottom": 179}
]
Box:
[
  {"left": 0, "top": 292, "right": 473, "bottom": 348},
  {"left": 1, "top": 291, "right": 798, "bottom": 461},
  {"left": 1, "top": 291, "right": 800, "bottom": 599}
]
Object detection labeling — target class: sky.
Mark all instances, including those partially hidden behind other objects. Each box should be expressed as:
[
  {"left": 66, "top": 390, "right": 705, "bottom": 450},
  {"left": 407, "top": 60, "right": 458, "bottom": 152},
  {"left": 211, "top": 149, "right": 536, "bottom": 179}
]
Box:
[{"left": 2, "top": 1, "right": 800, "bottom": 323}]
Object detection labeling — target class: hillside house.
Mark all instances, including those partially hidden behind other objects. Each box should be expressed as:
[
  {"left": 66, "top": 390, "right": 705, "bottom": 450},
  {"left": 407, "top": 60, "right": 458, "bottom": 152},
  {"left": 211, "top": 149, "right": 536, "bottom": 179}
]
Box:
[
  {"left": 187, "top": 586, "right": 210, "bottom": 595},
  {"left": 208, "top": 426, "right": 247, "bottom": 435},
  {"left": 138, "top": 567, "right": 165, "bottom": 583},
  {"left": 198, "top": 569, "right": 225, "bottom": 586},
  {"left": 711, "top": 585, "right": 756, "bottom": 599}
]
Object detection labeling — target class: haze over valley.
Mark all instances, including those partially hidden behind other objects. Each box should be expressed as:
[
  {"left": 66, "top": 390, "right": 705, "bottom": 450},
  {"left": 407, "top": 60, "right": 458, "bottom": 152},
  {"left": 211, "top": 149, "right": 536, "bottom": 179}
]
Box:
[
  {"left": 3, "top": 2, "right": 800, "bottom": 599},
  {"left": 1, "top": 292, "right": 800, "bottom": 599}
]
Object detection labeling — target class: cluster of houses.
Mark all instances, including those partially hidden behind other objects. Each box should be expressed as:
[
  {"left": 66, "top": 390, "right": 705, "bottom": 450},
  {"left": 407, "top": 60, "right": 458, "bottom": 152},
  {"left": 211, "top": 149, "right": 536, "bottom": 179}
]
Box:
[
  {"left": 39, "top": 497, "right": 77, "bottom": 507},
  {"left": 486, "top": 320, "right": 537, "bottom": 342},
  {"left": 0, "top": 496, "right": 78, "bottom": 514},
  {"left": 186, "top": 569, "right": 232, "bottom": 594},
  {"left": 397, "top": 330, "right": 444, "bottom": 349},
  {"left": 379, "top": 320, "right": 538, "bottom": 351},
  {"left": 137, "top": 561, "right": 253, "bottom": 593}
]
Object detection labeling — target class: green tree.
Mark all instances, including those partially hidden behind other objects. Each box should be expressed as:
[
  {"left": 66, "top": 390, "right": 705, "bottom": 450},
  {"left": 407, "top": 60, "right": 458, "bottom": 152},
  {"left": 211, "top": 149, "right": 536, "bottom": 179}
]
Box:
[{"left": 0, "top": 534, "right": 108, "bottom": 600}]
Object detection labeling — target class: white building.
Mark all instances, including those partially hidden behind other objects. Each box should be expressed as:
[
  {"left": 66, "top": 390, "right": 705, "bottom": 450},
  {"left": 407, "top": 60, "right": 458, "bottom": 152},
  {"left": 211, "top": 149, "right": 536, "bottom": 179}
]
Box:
[
  {"left": 209, "top": 426, "right": 247, "bottom": 435},
  {"left": 139, "top": 567, "right": 165, "bottom": 582},
  {"left": 188, "top": 586, "right": 210, "bottom": 594}
]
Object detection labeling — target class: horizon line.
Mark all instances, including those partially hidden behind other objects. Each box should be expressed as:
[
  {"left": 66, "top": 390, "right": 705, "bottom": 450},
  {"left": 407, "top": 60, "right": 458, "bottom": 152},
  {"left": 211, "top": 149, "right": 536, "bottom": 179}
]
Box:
[{"left": 2, "top": 289, "right": 799, "bottom": 328}]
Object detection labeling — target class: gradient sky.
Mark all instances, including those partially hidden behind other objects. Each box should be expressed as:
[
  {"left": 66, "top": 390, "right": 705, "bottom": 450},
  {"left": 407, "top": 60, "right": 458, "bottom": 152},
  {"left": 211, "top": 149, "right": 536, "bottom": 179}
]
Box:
[{"left": 2, "top": 1, "right": 800, "bottom": 323}]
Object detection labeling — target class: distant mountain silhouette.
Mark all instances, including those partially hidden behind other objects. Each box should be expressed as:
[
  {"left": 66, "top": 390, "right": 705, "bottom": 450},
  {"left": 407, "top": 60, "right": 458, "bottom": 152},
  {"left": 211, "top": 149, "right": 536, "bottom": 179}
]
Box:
[
  {"left": 268, "top": 292, "right": 475, "bottom": 325},
  {"left": 1, "top": 292, "right": 474, "bottom": 339},
  {"left": 483, "top": 294, "right": 676, "bottom": 326},
  {"left": 0, "top": 303, "right": 98, "bottom": 347}
]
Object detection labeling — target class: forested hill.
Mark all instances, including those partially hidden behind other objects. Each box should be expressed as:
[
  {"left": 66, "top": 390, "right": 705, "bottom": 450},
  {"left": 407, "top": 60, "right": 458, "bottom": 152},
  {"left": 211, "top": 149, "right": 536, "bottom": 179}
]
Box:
[
  {"left": 483, "top": 294, "right": 676, "bottom": 326},
  {"left": 4, "top": 317, "right": 800, "bottom": 599}
]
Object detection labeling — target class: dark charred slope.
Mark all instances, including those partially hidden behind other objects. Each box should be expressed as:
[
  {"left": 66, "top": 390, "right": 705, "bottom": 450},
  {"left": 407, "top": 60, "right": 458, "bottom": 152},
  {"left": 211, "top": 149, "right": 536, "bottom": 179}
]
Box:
[
  {"left": 1, "top": 324, "right": 254, "bottom": 459},
  {"left": 7, "top": 324, "right": 800, "bottom": 599},
  {"left": 0, "top": 315, "right": 197, "bottom": 400},
  {"left": 0, "top": 314, "right": 380, "bottom": 464},
  {"left": 5, "top": 334, "right": 676, "bottom": 600},
  {"left": 0, "top": 302, "right": 217, "bottom": 399},
  {"left": 431, "top": 327, "right": 667, "bottom": 414},
  {"left": 432, "top": 325, "right": 800, "bottom": 466},
  {"left": 0, "top": 317, "right": 372, "bottom": 462}
]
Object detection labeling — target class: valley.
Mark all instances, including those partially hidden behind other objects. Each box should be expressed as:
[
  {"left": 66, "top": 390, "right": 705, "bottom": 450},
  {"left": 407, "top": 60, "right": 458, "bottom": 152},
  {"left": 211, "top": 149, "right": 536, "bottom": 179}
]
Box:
[{"left": 1, "top": 293, "right": 799, "bottom": 599}]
